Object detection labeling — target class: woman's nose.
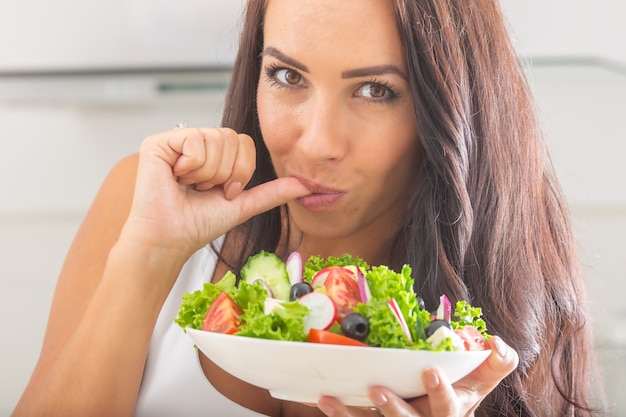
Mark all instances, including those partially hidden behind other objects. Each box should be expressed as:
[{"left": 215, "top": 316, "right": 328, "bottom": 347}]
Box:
[{"left": 295, "top": 94, "right": 347, "bottom": 163}]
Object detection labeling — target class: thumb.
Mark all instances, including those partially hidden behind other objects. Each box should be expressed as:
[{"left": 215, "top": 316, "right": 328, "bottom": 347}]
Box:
[
  {"left": 470, "top": 336, "right": 519, "bottom": 397},
  {"left": 235, "top": 176, "right": 310, "bottom": 220}
]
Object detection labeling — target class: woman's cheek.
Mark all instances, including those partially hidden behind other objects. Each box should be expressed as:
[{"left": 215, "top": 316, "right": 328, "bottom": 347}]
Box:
[{"left": 258, "top": 96, "right": 301, "bottom": 155}]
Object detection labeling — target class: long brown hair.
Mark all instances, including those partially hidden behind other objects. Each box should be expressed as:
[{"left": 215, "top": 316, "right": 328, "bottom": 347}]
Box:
[{"left": 221, "top": 1, "right": 606, "bottom": 415}]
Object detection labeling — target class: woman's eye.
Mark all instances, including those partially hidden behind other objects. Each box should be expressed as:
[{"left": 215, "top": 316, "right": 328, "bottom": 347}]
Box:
[
  {"left": 275, "top": 68, "right": 303, "bottom": 86},
  {"left": 356, "top": 82, "right": 390, "bottom": 99},
  {"left": 363, "top": 83, "right": 387, "bottom": 98}
]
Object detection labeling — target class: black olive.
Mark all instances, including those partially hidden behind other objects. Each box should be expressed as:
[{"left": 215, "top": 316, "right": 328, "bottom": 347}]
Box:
[
  {"left": 425, "top": 319, "right": 451, "bottom": 338},
  {"left": 416, "top": 296, "right": 425, "bottom": 311},
  {"left": 289, "top": 282, "right": 313, "bottom": 301},
  {"left": 341, "top": 313, "right": 370, "bottom": 341}
]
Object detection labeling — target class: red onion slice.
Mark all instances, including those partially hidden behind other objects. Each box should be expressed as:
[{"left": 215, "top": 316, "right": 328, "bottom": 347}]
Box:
[
  {"left": 388, "top": 298, "right": 413, "bottom": 343},
  {"left": 436, "top": 294, "right": 452, "bottom": 322},
  {"left": 285, "top": 251, "right": 303, "bottom": 285},
  {"left": 356, "top": 268, "right": 371, "bottom": 303},
  {"left": 252, "top": 278, "right": 274, "bottom": 298}
]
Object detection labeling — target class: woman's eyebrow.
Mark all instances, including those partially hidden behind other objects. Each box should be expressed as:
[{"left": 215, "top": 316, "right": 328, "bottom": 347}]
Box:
[
  {"left": 262, "top": 46, "right": 407, "bottom": 81},
  {"left": 341, "top": 65, "right": 408, "bottom": 80},
  {"left": 262, "top": 47, "right": 310, "bottom": 73}
]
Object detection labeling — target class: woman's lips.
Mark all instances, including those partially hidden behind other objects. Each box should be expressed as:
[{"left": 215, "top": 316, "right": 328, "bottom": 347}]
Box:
[
  {"left": 296, "top": 192, "right": 344, "bottom": 211},
  {"left": 292, "top": 176, "right": 345, "bottom": 212}
]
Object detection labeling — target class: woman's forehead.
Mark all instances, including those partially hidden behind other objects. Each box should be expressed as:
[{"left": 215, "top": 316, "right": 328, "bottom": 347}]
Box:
[{"left": 262, "top": 0, "right": 404, "bottom": 70}]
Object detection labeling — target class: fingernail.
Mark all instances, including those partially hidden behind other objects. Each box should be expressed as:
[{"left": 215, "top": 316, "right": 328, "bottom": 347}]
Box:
[
  {"left": 425, "top": 369, "right": 440, "bottom": 389},
  {"left": 317, "top": 401, "right": 335, "bottom": 416},
  {"left": 494, "top": 337, "right": 507, "bottom": 358},
  {"left": 225, "top": 181, "right": 242, "bottom": 199},
  {"left": 369, "top": 389, "right": 388, "bottom": 407}
]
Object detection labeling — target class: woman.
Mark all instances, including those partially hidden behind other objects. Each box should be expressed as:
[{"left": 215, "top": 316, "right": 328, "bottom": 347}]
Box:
[{"left": 13, "top": 0, "right": 606, "bottom": 416}]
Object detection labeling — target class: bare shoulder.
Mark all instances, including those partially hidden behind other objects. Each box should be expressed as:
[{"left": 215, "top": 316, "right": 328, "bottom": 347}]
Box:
[{"left": 28, "top": 153, "right": 139, "bottom": 384}]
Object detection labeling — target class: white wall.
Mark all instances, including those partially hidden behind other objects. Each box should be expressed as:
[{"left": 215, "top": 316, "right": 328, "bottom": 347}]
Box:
[
  {"left": 501, "top": 0, "right": 626, "bottom": 65},
  {"left": 0, "top": 0, "right": 245, "bottom": 71},
  {"left": 528, "top": 64, "right": 626, "bottom": 414},
  {"left": 501, "top": 9, "right": 626, "bottom": 413}
]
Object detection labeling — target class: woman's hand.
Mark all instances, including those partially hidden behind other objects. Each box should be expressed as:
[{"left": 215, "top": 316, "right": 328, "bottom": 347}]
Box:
[
  {"left": 316, "top": 336, "right": 519, "bottom": 417},
  {"left": 120, "top": 127, "right": 310, "bottom": 257}
]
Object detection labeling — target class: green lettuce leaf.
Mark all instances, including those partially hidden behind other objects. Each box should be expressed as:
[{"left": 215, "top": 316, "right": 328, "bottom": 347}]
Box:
[
  {"left": 174, "top": 271, "right": 237, "bottom": 330},
  {"left": 237, "top": 298, "right": 309, "bottom": 342},
  {"left": 353, "top": 264, "right": 431, "bottom": 349},
  {"left": 451, "top": 300, "right": 489, "bottom": 338},
  {"left": 303, "top": 254, "right": 369, "bottom": 282}
]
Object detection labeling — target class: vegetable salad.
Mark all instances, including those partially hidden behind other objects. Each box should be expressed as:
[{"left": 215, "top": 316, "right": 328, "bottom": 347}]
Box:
[{"left": 176, "top": 251, "right": 490, "bottom": 351}]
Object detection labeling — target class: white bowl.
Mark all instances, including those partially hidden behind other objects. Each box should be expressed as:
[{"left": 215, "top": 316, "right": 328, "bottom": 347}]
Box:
[{"left": 186, "top": 328, "right": 491, "bottom": 407}]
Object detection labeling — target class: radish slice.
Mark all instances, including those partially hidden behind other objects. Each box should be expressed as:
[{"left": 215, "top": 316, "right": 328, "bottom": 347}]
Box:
[
  {"left": 285, "top": 251, "right": 303, "bottom": 285},
  {"left": 312, "top": 266, "right": 355, "bottom": 288},
  {"left": 298, "top": 292, "right": 337, "bottom": 333},
  {"left": 388, "top": 298, "right": 413, "bottom": 344},
  {"left": 436, "top": 294, "right": 452, "bottom": 322},
  {"left": 356, "top": 268, "right": 371, "bottom": 303},
  {"left": 311, "top": 268, "right": 331, "bottom": 287},
  {"left": 253, "top": 278, "right": 274, "bottom": 298}
]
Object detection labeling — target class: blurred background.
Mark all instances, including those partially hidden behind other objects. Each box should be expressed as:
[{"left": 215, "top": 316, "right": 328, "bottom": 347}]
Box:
[{"left": 0, "top": 0, "right": 624, "bottom": 415}]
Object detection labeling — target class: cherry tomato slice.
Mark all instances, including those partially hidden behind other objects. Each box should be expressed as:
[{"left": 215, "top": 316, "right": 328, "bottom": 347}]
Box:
[
  {"left": 323, "top": 267, "right": 362, "bottom": 321},
  {"left": 202, "top": 292, "right": 243, "bottom": 334},
  {"left": 308, "top": 328, "right": 368, "bottom": 346},
  {"left": 454, "top": 326, "right": 487, "bottom": 351}
]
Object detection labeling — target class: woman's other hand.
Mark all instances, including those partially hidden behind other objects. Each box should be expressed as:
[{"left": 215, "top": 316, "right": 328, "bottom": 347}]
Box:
[
  {"left": 317, "top": 336, "right": 518, "bottom": 417},
  {"left": 121, "top": 127, "right": 309, "bottom": 257}
]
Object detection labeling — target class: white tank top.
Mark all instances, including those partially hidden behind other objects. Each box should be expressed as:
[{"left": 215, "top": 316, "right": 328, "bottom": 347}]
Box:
[{"left": 134, "top": 238, "right": 267, "bottom": 417}]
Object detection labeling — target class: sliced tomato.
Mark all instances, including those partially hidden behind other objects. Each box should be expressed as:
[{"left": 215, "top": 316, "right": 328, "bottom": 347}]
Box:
[
  {"left": 322, "top": 267, "right": 362, "bottom": 321},
  {"left": 454, "top": 326, "right": 487, "bottom": 351},
  {"left": 202, "top": 292, "right": 243, "bottom": 334},
  {"left": 308, "top": 328, "right": 368, "bottom": 346}
]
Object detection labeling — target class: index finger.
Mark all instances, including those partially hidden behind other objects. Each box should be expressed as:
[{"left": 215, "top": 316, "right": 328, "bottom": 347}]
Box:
[{"left": 222, "top": 133, "right": 256, "bottom": 200}]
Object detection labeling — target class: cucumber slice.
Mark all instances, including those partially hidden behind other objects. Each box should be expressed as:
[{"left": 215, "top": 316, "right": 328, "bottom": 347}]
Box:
[{"left": 240, "top": 251, "right": 291, "bottom": 300}]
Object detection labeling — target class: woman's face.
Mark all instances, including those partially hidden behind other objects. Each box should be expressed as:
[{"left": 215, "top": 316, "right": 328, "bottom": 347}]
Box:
[{"left": 257, "top": 0, "right": 420, "bottom": 251}]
